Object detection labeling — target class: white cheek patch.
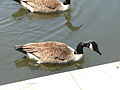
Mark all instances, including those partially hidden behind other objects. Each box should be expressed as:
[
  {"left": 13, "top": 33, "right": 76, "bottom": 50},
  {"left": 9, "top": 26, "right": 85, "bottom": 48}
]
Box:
[{"left": 89, "top": 43, "right": 93, "bottom": 50}]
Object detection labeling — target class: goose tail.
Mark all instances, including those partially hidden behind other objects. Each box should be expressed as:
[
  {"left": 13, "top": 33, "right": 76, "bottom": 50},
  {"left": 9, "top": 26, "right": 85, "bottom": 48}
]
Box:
[{"left": 15, "top": 45, "right": 27, "bottom": 54}]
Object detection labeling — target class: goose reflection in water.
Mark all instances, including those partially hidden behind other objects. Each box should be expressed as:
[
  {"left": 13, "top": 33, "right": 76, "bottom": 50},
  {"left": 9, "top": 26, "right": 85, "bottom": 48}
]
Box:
[
  {"left": 12, "top": 8, "right": 83, "bottom": 31},
  {"left": 14, "top": 56, "right": 84, "bottom": 71}
]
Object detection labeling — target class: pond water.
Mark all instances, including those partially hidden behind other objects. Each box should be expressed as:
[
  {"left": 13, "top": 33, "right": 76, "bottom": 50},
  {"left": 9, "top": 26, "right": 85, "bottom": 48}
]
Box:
[{"left": 0, "top": 0, "right": 120, "bottom": 85}]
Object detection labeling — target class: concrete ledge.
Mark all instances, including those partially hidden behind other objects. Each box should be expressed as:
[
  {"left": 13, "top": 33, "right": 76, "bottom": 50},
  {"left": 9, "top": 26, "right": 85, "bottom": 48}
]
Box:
[
  {"left": 0, "top": 61, "right": 120, "bottom": 90},
  {"left": 70, "top": 61, "right": 120, "bottom": 90}
]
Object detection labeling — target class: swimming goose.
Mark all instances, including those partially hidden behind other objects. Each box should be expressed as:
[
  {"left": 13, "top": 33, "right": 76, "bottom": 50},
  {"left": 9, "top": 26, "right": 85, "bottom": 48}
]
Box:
[
  {"left": 15, "top": 40, "right": 101, "bottom": 64},
  {"left": 13, "top": 0, "right": 70, "bottom": 13}
]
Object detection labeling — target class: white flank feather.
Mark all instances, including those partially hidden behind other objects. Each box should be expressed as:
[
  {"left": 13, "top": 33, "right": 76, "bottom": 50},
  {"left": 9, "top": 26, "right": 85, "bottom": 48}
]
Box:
[
  {"left": 27, "top": 53, "right": 43, "bottom": 63},
  {"left": 21, "top": 1, "right": 34, "bottom": 12}
]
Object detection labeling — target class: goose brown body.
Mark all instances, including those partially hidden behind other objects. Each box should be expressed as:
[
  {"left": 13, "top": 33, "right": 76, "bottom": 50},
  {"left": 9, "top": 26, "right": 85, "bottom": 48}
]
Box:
[
  {"left": 13, "top": 0, "right": 70, "bottom": 13},
  {"left": 16, "top": 41, "right": 76, "bottom": 64}
]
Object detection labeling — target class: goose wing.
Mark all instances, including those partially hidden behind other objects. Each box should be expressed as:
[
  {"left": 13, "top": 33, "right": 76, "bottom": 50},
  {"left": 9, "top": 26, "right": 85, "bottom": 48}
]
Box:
[{"left": 22, "top": 42, "right": 72, "bottom": 61}]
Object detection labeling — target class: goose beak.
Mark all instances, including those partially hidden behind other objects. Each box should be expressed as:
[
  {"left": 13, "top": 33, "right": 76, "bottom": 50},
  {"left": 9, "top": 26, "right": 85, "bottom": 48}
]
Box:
[{"left": 95, "top": 50, "right": 102, "bottom": 55}]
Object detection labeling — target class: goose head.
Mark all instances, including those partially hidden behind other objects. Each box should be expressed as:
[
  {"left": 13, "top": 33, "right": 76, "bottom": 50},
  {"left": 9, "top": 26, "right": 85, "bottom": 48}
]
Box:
[{"left": 74, "top": 40, "right": 102, "bottom": 55}]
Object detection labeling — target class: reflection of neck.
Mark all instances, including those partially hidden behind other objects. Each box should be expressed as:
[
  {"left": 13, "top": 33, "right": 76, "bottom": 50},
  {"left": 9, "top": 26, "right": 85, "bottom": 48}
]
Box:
[
  {"left": 64, "top": 9, "right": 83, "bottom": 31},
  {"left": 63, "top": 0, "right": 70, "bottom": 5}
]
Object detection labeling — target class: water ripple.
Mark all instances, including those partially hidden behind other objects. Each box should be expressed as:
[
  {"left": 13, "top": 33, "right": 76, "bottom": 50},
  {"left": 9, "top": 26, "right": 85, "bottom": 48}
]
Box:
[
  {"left": 0, "top": 0, "right": 120, "bottom": 85},
  {"left": 0, "top": 17, "right": 15, "bottom": 29}
]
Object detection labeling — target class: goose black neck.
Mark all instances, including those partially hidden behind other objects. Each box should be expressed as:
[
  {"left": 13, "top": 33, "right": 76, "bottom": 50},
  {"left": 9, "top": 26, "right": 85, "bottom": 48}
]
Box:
[
  {"left": 74, "top": 43, "right": 84, "bottom": 54},
  {"left": 74, "top": 42, "right": 89, "bottom": 54},
  {"left": 63, "top": 0, "right": 70, "bottom": 5}
]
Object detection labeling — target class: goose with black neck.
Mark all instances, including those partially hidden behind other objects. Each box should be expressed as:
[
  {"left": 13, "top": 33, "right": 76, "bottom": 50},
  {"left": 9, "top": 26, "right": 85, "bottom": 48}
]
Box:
[{"left": 15, "top": 40, "right": 101, "bottom": 64}]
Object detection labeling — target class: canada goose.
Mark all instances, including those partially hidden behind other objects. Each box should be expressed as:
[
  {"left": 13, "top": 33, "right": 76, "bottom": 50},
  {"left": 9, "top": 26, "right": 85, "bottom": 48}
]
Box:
[
  {"left": 15, "top": 40, "right": 101, "bottom": 64},
  {"left": 13, "top": 0, "right": 70, "bottom": 13}
]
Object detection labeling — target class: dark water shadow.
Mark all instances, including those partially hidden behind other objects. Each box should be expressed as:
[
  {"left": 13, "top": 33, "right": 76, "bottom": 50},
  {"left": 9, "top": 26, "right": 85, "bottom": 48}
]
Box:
[
  {"left": 12, "top": 8, "right": 62, "bottom": 20},
  {"left": 14, "top": 57, "right": 84, "bottom": 71},
  {"left": 12, "top": 8, "right": 83, "bottom": 31}
]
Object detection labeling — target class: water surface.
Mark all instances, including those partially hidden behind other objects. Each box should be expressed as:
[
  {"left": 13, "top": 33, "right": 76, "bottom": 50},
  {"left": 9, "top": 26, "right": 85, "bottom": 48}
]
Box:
[{"left": 0, "top": 0, "right": 120, "bottom": 85}]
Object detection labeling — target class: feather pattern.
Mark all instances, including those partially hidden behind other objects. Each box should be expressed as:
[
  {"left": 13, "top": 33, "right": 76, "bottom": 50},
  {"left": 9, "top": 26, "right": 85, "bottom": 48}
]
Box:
[
  {"left": 19, "top": 41, "right": 75, "bottom": 64},
  {"left": 15, "top": 40, "right": 101, "bottom": 64},
  {"left": 14, "top": 0, "right": 70, "bottom": 13}
]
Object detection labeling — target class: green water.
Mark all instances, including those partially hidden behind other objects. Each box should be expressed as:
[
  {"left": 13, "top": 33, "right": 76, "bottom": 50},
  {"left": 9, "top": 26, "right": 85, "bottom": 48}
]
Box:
[{"left": 0, "top": 0, "right": 120, "bottom": 85}]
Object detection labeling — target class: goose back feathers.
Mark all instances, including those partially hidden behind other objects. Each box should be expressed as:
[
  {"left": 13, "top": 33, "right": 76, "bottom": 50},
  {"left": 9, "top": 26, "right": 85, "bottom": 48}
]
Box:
[
  {"left": 16, "top": 41, "right": 76, "bottom": 64},
  {"left": 13, "top": 0, "right": 70, "bottom": 13}
]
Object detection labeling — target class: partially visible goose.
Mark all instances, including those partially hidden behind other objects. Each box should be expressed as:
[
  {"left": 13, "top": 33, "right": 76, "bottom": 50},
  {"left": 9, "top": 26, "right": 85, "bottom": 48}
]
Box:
[
  {"left": 13, "top": 0, "right": 70, "bottom": 13},
  {"left": 15, "top": 40, "right": 101, "bottom": 64}
]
